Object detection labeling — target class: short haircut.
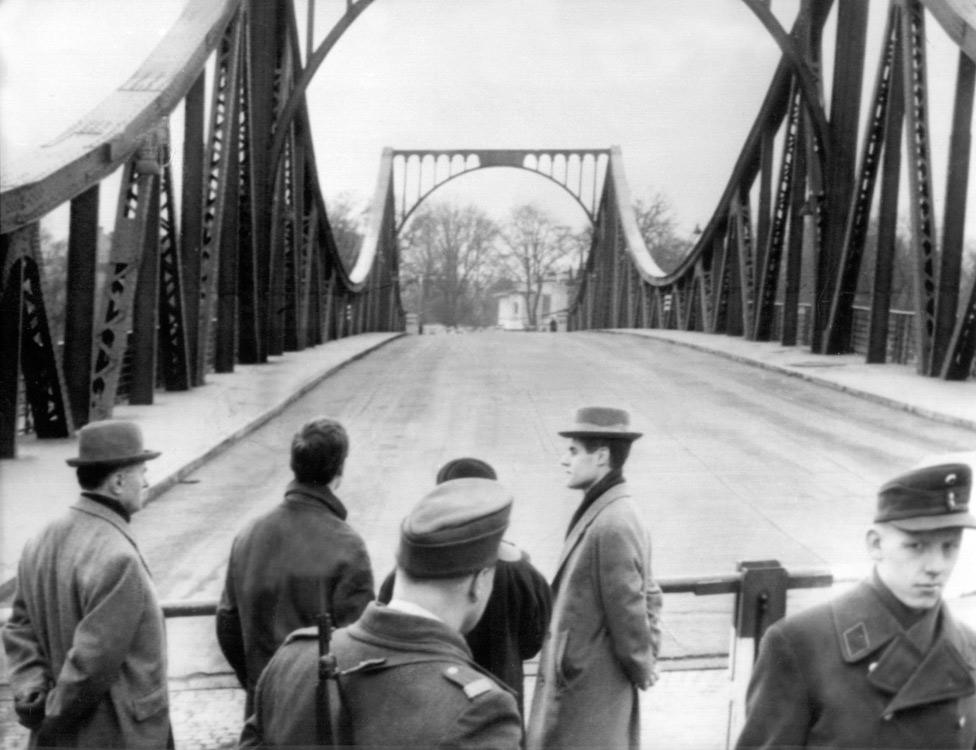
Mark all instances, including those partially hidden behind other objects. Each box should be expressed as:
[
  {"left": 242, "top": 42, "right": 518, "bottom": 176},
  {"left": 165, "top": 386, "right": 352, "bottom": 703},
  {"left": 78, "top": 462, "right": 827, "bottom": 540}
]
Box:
[
  {"left": 77, "top": 464, "right": 119, "bottom": 491},
  {"left": 435, "top": 457, "right": 497, "bottom": 484},
  {"left": 577, "top": 437, "right": 632, "bottom": 470},
  {"left": 290, "top": 418, "right": 348, "bottom": 485}
]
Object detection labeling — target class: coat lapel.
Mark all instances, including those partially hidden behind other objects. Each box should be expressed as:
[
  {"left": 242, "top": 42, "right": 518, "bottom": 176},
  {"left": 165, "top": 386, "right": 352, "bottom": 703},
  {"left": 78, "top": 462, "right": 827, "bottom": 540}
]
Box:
[
  {"left": 552, "top": 483, "right": 629, "bottom": 592},
  {"left": 832, "top": 581, "right": 976, "bottom": 715}
]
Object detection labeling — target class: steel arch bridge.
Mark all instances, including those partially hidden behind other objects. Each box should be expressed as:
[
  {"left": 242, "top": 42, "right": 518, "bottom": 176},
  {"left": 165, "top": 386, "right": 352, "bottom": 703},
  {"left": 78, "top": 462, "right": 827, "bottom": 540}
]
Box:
[{"left": 2, "top": 0, "right": 976, "bottom": 459}]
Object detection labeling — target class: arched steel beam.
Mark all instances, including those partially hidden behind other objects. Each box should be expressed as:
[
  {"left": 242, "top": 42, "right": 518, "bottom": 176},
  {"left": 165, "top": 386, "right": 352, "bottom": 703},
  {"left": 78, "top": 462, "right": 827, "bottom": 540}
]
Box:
[
  {"left": 741, "top": 0, "right": 833, "bottom": 166},
  {"left": 396, "top": 164, "right": 597, "bottom": 233},
  {"left": 268, "top": 0, "right": 375, "bottom": 197},
  {"left": 923, "top": 0, "right": 976, "bottom": 63}
]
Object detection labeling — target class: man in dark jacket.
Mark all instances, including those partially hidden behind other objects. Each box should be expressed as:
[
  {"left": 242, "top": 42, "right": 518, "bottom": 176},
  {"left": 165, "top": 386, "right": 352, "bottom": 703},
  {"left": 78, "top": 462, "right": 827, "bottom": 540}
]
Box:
[
  {"left": 217, "top": 417, "right": 374, "bottom": 714},
  {"left": 377, "top": 457, "right": 552, "bottom": 714},
  {"left": 736, "top": 462, "right": 976, "bottom": 749},
  {"left": 3, "top": 420, "right": 172, "bottom": 748},
  {"left": 240, "top": 477, "right": 523, "bottom": 749}
]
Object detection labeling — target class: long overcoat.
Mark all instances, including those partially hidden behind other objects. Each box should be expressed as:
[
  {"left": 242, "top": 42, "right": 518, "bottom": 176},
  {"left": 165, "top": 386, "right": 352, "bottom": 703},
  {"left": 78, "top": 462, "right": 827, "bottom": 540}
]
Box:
[
  {"left": 240, "top": 602, "right": 522, "bottom": 749},
  {"left": 735, "top": 579, "right": 976, "bottom": 749},
  {"left": 526, "top": 483, "right": 662, "bottom": 750},
  {"left": 216, "top": 481, "right": 374, "bottom": 709},
  {"left": 2, "top": 496, "right": 171, "bottom": 748}
]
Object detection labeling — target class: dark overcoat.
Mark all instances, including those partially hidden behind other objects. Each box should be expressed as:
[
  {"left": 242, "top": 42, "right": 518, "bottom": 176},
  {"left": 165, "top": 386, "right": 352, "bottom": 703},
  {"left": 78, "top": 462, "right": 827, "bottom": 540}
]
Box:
[
  {"left": 216, "top": 481, "right": 374, "bottom": 708},
  {"left": 2, "top": 496, "right": 171, "bottom": 748},
  {"left": 378, "top": 540, "right": 552, "bottom": 714},
  {"left": 736, "top": 579, "right": 976, "bottom": 749},
  {"left": 240, "top": 602, "right": 522, "bottom": 749},
  {"left": 526, "top": 483, "right": 663, "bottom": 750}
]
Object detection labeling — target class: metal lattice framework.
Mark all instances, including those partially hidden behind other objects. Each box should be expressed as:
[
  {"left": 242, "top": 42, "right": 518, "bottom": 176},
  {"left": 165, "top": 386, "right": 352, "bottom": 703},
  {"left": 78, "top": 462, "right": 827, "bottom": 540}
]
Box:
[
  {"left": 391, "top": 149, "right": 611, "bottom": 231},
  {"left": 569, "top": 0, "right": 976, "bottom": 383},
  {"left": 0, "top": 0, "right": 403, "bottom": 458}
]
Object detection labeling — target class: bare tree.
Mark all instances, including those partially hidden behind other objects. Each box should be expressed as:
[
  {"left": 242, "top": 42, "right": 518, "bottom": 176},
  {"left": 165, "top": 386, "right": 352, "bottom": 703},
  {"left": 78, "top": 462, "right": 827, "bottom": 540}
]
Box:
[
  {"left": 498, "top": 204, "right": 574, "bottom": 329},
  {"left": 325, "top": 192, "right": 368, "bottom": 269},
  {"left": 633, "top": 191, "right": 693, "bottom": 273},
  {"left": 399, "top": 202, "right": 500, "bottom": 327}
]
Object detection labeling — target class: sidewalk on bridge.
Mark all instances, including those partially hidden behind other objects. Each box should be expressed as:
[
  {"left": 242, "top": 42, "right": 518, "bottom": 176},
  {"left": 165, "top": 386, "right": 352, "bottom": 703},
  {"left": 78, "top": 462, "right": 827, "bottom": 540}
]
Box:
[
  {"left": 0, "top": 332, "right": 404, "bottom": 595},
  {"left": 607, "top": 328, "right": 976, "bottom": 432}
]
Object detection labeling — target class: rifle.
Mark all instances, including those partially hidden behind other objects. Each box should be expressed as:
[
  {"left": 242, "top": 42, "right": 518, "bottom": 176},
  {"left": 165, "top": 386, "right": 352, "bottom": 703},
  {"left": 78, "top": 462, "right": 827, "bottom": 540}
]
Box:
[{"left": 316, "top": 612, "right": 339, "bottom": 746}]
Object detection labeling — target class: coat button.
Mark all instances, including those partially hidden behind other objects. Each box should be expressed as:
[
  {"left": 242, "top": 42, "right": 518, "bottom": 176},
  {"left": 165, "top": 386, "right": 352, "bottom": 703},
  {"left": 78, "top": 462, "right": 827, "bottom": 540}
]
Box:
[
  {"left": 867, "top": 662, "right": 877, "bottom": 673},
  {"left": 959, "top": 716, "right": 967, "bottom": 729},
  {"left": 883, "top": 714, "right": 893, "bottom": 722},
  {"left": 446, "top": 667, "right": 458, "bottom": 676}
]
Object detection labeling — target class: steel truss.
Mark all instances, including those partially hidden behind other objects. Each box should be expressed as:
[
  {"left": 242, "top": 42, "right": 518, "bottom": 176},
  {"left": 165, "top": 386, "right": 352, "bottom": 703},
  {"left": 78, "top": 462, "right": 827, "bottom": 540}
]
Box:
[
  {"left": 0, "top": 0, "right": 401, "bottom": 458},
  {"left": 569, "top": 0, "right": 976, "bottom": 382}
]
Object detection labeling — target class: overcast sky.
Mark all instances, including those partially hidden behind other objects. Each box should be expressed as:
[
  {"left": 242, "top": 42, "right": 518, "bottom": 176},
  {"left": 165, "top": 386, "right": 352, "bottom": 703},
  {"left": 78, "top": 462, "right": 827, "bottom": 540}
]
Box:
[{"left": 0, "top": 0, "right": 968, "bottom": 237}]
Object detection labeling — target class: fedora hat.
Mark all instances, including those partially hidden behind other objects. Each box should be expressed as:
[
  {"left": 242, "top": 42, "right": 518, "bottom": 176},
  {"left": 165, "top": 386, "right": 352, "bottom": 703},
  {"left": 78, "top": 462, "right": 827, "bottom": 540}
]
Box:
[
  {"left": 558, "top": 406, "right": 642, "bottom": 441},
  {"left": 66, "top": 420, "right": 161, "bottom": 467}
]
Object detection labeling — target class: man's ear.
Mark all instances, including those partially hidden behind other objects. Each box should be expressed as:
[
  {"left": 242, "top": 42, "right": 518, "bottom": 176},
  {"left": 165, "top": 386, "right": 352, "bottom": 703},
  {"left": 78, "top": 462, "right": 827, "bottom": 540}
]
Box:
[
  {"left": 866, "top": 527, "right": 883, "bottom": 561},
  {"left": 596, "top": 446, "right": 611, "bottom": 468}
]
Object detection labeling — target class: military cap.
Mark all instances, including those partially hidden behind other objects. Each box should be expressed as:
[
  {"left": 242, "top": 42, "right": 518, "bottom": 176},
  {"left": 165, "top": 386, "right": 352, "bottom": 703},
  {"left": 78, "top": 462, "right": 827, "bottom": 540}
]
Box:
[
  {"left": 875, "top": 462, "right": 976, "bottom": 531},
  {"left": 558, "top": 406, "right": 642, "bottom": 441},
  {"left": 66, "top": 420, "right": 161, "bottom": 467},
  {"left": 397, "top": 478, "right": 512, "bottom": 578}
]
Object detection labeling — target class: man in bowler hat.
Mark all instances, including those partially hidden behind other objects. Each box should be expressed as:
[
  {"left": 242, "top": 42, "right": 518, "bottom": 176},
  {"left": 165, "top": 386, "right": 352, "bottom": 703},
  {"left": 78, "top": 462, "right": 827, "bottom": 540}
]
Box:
[
  {"left": 736, "top": 462, "right": 976, "bottom": 749},
  {"left": 217, "top": 417, "right": 374, "bottom": 715},
  {"left": 527, "top": 406, "right": 663, "bottom": 750},
  {"left": 240, "top": 477, "right": 522, "bottom": 748},
  {"left": 377, "top": 457, "right": 553, "bottom": 716},
  {"left": 3, "top": 420, "right": 172, "bottom": 748}
]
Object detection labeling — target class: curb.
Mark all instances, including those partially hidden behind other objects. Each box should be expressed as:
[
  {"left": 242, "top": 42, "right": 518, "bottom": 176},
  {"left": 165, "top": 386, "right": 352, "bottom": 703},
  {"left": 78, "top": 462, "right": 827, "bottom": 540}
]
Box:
[
  {"left": 0, "top": 333, "right": 406, "bottom": 604},
  {"left": 601, "top": 330, "right": 976, "bottom": 433}
]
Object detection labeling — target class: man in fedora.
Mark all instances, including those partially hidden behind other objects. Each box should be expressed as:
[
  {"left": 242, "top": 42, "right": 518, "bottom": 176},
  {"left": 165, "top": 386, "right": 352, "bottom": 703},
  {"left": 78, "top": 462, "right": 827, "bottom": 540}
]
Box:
[
  {"left": 2, "top": 419, "right": 172, "bottom": 748},
  {"left": 240, "top": 477, "right": 522, "bottom": 748},
  {"left": 736, "top": 462, "right": 976, "bottom": 749},
  {"left": 527, "top": 406, "right": 662, "bottom": 750}
]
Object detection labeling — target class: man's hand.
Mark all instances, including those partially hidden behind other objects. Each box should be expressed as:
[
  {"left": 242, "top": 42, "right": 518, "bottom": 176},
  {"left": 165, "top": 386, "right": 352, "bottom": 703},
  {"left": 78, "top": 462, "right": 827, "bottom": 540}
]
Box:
[{"left": 13, "top": 690, "right": 46, "bottom": 729}]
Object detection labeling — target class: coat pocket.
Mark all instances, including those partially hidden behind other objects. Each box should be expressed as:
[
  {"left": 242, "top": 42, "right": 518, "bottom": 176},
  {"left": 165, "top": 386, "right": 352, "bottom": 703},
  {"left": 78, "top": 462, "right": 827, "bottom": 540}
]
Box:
[
  {"left": 554, "top": 631, "right": 584, "bottom": 689},
  {"left": 130, "top": 685, "right": 169, "bottom": 722}
]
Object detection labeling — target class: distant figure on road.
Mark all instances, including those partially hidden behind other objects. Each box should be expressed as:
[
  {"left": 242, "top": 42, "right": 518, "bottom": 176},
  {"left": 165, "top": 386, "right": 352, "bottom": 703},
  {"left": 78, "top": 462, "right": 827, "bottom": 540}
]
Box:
[
  {"left": 216, "top": 417, "right": 374, "bottom": 715},
  {"left": 527, "top": 406, "right": 662, "bottom": 750},
  {"left": 736, "top": 462, "right": 976, "bottom": 749},
  {"left": 377, "top": 457, "right": 553, "bottom": 715},
  {"left": 2, "top": 420, "right": 172, "bottom": 748},
  {"left": 240, "top": 477, "right": 522, "bottom": 749}
]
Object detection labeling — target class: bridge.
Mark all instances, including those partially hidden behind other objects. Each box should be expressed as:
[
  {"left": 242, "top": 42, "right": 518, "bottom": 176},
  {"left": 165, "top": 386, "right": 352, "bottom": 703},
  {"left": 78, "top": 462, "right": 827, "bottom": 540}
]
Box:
[{"left": 3, "top": 1, "right": 976, "bottom": 748}]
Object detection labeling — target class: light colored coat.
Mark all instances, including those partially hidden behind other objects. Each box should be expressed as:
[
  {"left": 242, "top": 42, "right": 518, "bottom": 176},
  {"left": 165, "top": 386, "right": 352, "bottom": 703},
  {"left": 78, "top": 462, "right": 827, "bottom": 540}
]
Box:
[
  {"left": 527, "top": 483, "right": 662, "bottom": 750},
  {"left": 2, "top": 496, "right": 171, "bottom": 748}
]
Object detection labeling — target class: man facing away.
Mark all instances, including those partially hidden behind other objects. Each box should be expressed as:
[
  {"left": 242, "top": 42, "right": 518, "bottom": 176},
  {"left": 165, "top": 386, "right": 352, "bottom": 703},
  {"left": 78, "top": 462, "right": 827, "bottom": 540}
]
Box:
[
  {"left": 3, "top": 420, "right": 172, "bottom": 748},
  {"left": 240, "top": 477, "right": 522, "bottom": 749},
  {"left": 527, "top": 406, "right": 663, "bottom": 750},
  {"left": 377, "top": 457, "right": 553, "bottom": 716},
  {"left": 736, "top": 462, "right": 976, "bottom": 749},
  {"left": 217, "top": 417, "right": 374, "bottom": 714}
]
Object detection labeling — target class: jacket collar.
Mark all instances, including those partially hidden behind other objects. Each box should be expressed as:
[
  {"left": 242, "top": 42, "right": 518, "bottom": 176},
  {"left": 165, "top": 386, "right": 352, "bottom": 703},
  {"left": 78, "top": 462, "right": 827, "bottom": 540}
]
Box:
[
  {"left": 831, "top": 579, "right": 976, "bottom": 715},
  {"left": 71, "top": 495, "right": 149, "bottom": 571},
  {"left": 345, "top": 602, "right": 473, "bottom": 664},
  {"left": 284, "top": 480, "right": 347, "bottom": 520},
  {"left": 552, "top": 482, "right": 630, "bottom": 591}
]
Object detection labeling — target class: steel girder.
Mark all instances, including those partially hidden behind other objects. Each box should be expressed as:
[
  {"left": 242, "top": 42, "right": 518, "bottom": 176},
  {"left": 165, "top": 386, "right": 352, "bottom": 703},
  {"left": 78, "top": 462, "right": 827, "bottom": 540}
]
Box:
[
  {"left": 568, "top": 0, "right": 976, "bottom": 381},
  {"left": 0, "top": 0, "right": 400, "bottom": 457}
]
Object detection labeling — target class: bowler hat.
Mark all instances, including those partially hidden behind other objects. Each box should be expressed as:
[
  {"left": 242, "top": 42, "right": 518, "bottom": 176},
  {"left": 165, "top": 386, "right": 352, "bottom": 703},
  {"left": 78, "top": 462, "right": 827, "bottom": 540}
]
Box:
[
  {"left": 558, "top": 406, "right": 642, "bottom": 441},
  {"left": 66, "top": 420, "right": 161, "bottom": 467},
  {"left": 397, "top": 478, "right": 512, "bottom": 578},
  {"left": 875, "top": 462, "right": 976, "bottom": 531}
]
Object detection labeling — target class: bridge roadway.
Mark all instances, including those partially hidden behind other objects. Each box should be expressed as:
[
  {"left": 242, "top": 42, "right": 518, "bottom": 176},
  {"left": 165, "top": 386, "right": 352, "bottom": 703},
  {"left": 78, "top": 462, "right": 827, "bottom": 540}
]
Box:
[{"left": 2, "top": 329, "right": 976, "bottom": 749}]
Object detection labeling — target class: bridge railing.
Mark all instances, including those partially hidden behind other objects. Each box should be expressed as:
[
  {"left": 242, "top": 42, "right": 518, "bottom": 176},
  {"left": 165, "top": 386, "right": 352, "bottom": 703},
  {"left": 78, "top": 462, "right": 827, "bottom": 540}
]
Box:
[
  {"left": 569, "top": 0, "right": 976, "bottom": 382},
  {"left": 1, "top": 560, "right": 831, "bottom": 749},
  {"left": 0, "top": 0, "right": 403, "bottom": 458}
]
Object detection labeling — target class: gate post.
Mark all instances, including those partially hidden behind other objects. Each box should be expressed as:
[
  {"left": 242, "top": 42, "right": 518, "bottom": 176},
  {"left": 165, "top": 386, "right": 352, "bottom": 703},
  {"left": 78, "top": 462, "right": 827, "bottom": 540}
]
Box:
[{"left": 726, "top": 560, "right": 788, "bottom": 748}]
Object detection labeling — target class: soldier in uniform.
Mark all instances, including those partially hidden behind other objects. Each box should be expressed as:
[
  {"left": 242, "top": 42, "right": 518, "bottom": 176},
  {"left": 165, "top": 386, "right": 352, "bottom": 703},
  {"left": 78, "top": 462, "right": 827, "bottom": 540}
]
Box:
[
  {"left": 736, "top": 462, "right": 976, "bottom": 749},
  {"left": 240, "top": 477, "right": 522, "bottom": 749}
]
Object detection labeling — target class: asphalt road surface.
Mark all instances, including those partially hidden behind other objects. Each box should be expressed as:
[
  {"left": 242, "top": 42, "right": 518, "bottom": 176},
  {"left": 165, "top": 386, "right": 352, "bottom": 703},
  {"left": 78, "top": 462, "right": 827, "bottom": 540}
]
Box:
[{"left": 134, "top": 331, "right": 976, "bottom": 674}]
